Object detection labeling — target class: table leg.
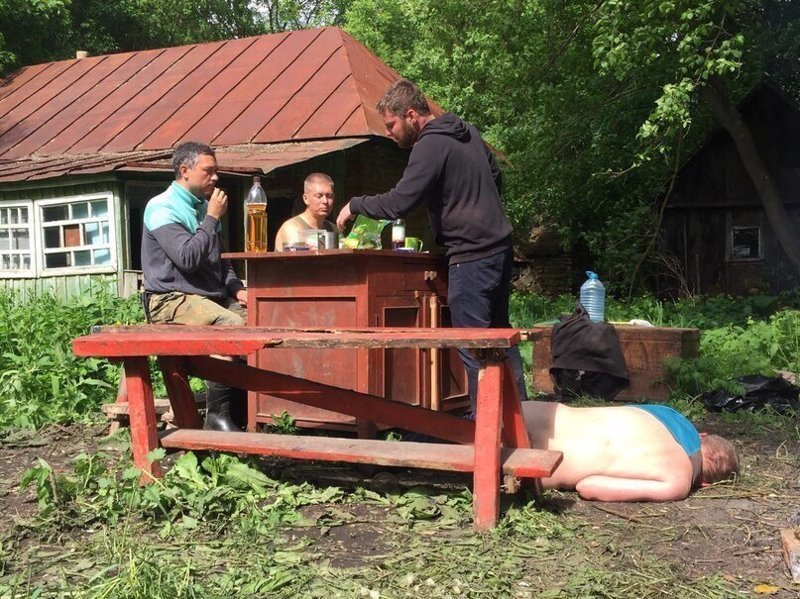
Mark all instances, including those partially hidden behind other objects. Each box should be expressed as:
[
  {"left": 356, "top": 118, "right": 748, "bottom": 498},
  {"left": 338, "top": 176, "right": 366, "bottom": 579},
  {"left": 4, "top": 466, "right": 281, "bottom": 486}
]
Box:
[
  {"left": 124, "top": 357, "right": 161, "bottom": 482},
  {"left": 501, "top": 361, "right": 531, "bottom": 448},
  {"left": 158, "top": 357, "right": 203, "bottom": 429},
  {"left": 473, "top": 361, "right": 503, "bottom": 531}
]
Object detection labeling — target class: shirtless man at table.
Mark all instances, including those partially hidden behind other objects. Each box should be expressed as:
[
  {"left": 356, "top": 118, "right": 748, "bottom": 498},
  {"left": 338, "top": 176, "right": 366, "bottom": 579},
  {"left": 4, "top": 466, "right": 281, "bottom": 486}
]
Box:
[
  {"left": 523, "top": 401, "right": 739, "bottom": 502},
  {"left": 274, "top": 173, "right": 337, "bottom": 250}
]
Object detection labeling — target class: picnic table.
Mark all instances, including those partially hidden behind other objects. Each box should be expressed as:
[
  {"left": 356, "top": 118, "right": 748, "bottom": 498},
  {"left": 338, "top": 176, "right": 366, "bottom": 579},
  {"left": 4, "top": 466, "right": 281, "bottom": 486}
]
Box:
[{"left": 72, "top": 325, "right": 562, "bottom": 530}]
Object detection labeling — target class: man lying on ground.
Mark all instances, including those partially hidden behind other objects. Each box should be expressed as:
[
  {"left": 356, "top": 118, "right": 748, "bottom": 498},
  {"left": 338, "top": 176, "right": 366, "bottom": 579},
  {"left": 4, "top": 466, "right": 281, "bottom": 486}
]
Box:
[{"left": 523, "top": 401, "right": 739, "bottom": 502}]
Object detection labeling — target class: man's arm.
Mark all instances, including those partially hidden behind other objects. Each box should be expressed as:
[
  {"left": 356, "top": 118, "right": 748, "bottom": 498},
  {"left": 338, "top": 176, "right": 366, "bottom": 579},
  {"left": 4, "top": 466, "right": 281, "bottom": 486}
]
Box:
[
  {"left": 150, "top": 217, "right": 218, "bottom": 273},
  {"left": 485, "top": 144, "right": 502, "bottom": 196},
  {"left": 574, "top": 474, "right": 692, "bottom": 502},
  {"left": 348, "top": 140, "right": 441, "bottom": 220}
]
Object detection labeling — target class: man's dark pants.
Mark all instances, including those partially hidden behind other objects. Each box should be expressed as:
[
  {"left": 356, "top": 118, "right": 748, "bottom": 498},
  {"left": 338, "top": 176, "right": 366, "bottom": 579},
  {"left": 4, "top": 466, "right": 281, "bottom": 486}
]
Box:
[{"left": 448, "top": 246, "right": 528, "bottom": 416}]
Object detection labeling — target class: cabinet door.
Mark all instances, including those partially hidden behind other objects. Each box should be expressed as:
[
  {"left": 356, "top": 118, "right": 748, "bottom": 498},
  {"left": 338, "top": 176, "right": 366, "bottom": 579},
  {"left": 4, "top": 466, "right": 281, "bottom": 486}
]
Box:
[
  {"left": 373, "top": 296, "right": 423, "bottom": 406},
  {"left": 435, "top": 302, "right": 469, "bottom": 410}
]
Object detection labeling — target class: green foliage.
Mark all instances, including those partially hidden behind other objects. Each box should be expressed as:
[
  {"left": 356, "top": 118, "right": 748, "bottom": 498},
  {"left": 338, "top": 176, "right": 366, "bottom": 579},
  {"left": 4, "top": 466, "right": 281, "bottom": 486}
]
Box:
[
  {"left": 19, "top": 447, "right": 342, "bottom": 537},
  {"left": 266, "top": 410, "right": 298, "bottom": 434},
  {"left": 0, "top": 287, "right": 142, "bottom": 431},
  {"left": 0, "top": 0, "right": 352, "bottom": 75},
  {"left": 343, "top": 1, "right": 800, "bottom": 289}
]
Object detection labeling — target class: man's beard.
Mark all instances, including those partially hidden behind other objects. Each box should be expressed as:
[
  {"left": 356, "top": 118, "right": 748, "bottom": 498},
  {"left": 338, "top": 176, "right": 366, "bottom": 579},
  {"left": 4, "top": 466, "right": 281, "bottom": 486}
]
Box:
[{"left": 395, "top": 120, "right": 418, "bottom": 149}]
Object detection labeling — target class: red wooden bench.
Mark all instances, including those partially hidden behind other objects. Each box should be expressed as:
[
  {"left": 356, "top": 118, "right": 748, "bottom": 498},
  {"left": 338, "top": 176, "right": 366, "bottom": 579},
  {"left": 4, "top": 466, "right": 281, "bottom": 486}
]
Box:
[{"left": 73, "top": 325, "right": 562, "bottom": 530}]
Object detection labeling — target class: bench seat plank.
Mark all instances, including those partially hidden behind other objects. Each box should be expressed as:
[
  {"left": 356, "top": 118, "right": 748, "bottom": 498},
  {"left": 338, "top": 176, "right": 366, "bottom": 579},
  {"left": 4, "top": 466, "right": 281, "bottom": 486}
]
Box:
[{"left": 160, "top": 429, "right": 562, "bottom": 478}]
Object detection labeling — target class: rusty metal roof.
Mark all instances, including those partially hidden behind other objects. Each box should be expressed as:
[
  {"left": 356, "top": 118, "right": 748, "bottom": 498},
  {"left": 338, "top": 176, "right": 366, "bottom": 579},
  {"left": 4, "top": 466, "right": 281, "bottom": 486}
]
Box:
[
  {"left": 0, "top": 139, "right": 367, "bottom": 182},
  {"left": 0, "top": 27, "right": 420, "bottom": 175}
]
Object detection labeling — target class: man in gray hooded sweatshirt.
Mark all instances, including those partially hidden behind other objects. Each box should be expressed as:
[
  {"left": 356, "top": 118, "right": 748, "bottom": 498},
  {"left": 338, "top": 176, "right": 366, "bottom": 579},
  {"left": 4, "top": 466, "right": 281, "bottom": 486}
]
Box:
[{"left": 336, "top": 79, "right": 526, "bottom": 415}]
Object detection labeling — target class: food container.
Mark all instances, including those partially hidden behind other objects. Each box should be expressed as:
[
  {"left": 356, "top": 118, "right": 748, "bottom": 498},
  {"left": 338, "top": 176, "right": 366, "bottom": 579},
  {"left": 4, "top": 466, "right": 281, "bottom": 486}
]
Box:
[{"left": 304, "top": 229, "right": 326, "bottom": 250}]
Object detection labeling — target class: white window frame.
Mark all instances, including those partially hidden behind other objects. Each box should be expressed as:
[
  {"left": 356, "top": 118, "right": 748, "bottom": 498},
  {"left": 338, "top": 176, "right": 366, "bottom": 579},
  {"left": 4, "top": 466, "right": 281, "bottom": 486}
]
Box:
[
  {"left": 35, "top": 193, "right": 118, "bottom": 276},
  {"left": 0, "top": 200, "right": 36, "bottom": 279}
]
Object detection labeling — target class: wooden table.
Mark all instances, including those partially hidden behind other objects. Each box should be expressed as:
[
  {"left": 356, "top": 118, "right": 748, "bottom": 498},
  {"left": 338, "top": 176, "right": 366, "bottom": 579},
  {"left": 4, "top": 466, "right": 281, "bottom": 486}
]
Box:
[
  {"left": 73, "top": 325, "right": 562, "bottom": 530},
  {"left": 224, "top": 250, "right": 468, "bottom": 431}
]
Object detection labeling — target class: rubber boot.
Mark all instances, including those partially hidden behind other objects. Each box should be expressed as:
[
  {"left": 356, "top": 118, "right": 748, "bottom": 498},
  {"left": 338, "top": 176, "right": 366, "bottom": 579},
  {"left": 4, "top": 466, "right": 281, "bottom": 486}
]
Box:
[{"left": 204, "top": 381, "right": 244, "bottom": 432}]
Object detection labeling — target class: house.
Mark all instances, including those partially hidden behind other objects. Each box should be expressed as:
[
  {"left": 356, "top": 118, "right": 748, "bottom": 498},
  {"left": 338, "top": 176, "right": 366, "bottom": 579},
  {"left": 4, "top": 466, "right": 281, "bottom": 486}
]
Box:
[
  {"left": 0, "top": 27, "right": 440, "bottom": 298},
  {"left": 660, "top": 81, "right": 800, "bottom": 295}
]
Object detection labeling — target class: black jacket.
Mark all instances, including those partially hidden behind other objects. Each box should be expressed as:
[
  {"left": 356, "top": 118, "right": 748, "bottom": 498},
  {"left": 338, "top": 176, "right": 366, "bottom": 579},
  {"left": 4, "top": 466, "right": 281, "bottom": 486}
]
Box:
[{"left": 349, "top": 113, "right": 512, "bottom": 262}]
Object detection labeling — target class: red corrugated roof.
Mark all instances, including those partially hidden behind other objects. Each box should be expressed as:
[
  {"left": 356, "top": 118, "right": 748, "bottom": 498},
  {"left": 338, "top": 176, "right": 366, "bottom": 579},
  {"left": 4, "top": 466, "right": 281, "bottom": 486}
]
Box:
[
  {"left": 0, "top": 139, "right": 367, "bottom": 182},
  {"left": 0, "top": 27, "right": 425, "bottom": 167}
]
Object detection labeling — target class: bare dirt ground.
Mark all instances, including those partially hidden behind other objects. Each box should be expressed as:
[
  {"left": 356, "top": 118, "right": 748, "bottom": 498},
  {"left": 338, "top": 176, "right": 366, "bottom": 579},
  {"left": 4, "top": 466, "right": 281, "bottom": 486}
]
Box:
[{"left": 1, "top": 413, "right": 798, "bottom": 596}]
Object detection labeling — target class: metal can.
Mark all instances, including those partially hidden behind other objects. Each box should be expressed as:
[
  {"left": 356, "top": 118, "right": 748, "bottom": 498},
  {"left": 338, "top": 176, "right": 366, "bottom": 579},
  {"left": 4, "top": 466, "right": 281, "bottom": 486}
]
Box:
[{"left": 322, "top": 231, "right": 338, "bottom": 249}]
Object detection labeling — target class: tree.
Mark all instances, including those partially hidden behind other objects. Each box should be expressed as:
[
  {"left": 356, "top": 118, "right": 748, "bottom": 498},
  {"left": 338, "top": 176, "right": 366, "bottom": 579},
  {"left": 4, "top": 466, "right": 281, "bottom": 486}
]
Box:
[{"left": 343, "top": 0, "right": 800, "bottom": 291}]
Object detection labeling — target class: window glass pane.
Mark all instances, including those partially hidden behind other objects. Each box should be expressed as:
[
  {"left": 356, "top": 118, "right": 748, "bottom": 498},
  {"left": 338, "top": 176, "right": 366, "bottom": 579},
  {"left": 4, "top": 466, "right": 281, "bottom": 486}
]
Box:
[
  {"left": 101, "top": 222, "right": 109, "bottom": 243},
  {"left": 71, "top": 202, "right": 89, "bottom": 219},
  {"left": 84, "top": 222, "right": 100, "bottom": 246},
  {"left": 10, "top": 255, "right": 19, "bottom": 269},
  {"left": 0, "top": 210, "right": 6, "bottom": 225},
  {"left": 1, "top": 255, "right": 8, "bottom": 269},
  {"left": 93, "top": 248, "right": 111, "bottom": 265},
  {"left": 0, "top": 232, "right": 8, "bottom": 251},
  {"left": 64, "top": 224, "right": 81, "bottom": 247},
  {"left": 8, "top": 210, "right": 17, "bottom": 224},
  {"left": 22, "top": 255, "right": 30, "bottom": 269},
  {"left": 91, "top": 201, "right": 108, "bottom": 217},
  {"left": 45, "top": 253, "right": 69, "bottom": 268},
  {"left": 44, "top": 227, "right": 61, "bottom": 249},
  {"left": 19, "top": 208, "right": 28, "bottom": 224},
  {"left": 73, "top": 250, "right": 91, "bottom": 266},
  {"left": 12, "top": 230, "right": 29, "bottom": 250},
  {"left": 732, "top": 227, "right": 760, "bottom": 259},
  {"left": 43, "top": 205, "right": 68, "bottom": 222}
]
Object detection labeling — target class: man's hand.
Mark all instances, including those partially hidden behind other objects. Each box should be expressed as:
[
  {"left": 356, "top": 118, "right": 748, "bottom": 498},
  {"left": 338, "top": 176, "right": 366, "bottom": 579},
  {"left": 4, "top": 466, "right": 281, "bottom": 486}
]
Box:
[
  {"left": 336, "top": 201, "right": 354, "bottom": 232},
  {"left": 207, "top": 188, "right": 228, "bottom": 220},
  {"left": 235, "top": 288, "right": 247, "bottom": 307}
]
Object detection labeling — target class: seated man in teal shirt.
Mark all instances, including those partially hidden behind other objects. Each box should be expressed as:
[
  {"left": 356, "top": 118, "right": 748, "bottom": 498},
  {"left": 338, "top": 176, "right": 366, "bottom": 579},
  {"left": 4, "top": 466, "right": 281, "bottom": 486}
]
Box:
[
  {"left": 524, "top": 401, "right": 739, "bottom": 501},
  {"left": 141, "top": 141, "right": 247, "bottom": 431}
]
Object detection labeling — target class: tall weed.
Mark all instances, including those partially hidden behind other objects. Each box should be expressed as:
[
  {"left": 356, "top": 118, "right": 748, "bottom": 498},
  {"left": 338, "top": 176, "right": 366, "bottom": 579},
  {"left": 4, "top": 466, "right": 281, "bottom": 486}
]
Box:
[{"left": 0, "top": 286, "right": 142, "bottom": 430}]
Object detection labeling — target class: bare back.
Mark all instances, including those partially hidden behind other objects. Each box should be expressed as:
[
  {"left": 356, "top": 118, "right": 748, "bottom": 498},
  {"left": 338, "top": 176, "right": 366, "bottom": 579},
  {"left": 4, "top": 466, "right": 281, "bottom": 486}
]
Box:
[{"left": 523, "top": 401, "right": 695, "bottom": 501}]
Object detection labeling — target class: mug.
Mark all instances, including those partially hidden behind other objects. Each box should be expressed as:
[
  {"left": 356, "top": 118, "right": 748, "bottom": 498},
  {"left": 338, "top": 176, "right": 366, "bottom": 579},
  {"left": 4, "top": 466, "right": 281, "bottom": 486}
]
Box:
[{"left": 404, "top": 237, "right": 423, "bottom": 251}]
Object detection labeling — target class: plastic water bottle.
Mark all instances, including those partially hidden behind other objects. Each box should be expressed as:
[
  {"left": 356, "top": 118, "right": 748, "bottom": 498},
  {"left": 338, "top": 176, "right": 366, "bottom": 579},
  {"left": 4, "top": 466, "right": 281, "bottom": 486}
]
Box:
[
  {"left": 245, "top": 176, "right": 267, "bottom": 252},
  {"left": 580, "top": 271, "right": 605, "bottom": 323}
]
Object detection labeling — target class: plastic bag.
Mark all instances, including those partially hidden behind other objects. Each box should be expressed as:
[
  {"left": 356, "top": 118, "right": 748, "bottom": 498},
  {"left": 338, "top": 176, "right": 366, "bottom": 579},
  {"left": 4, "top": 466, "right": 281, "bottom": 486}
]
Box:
[
  {"left": 703, "top": 374, "right": 800, "bottom": 413},
  {"left": 343, "top": 215, "right": 391, "bottom": 249}
]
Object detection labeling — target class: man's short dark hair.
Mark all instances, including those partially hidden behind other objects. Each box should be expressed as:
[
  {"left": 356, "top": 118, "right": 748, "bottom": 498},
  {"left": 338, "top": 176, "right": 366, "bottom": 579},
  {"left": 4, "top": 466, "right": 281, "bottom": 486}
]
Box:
[
  {"left": 172, "top": 142, "right": 215, "bottom": 178},
  {"left": 376, "top": 79, "right": 431, "bottom": 117}
]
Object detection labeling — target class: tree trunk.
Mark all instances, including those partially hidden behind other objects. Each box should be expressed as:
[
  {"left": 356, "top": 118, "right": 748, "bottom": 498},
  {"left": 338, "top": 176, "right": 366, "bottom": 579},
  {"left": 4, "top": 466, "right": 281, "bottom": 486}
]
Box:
[{"left": 702, "top": 76, "right": 800, "bottom": 274}]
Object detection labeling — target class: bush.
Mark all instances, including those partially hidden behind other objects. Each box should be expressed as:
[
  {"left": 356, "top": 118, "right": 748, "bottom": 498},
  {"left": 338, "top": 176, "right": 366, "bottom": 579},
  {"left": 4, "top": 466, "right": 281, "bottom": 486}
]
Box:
[{"left": 0, "top": 286, "right": 143, "bottom": 430}]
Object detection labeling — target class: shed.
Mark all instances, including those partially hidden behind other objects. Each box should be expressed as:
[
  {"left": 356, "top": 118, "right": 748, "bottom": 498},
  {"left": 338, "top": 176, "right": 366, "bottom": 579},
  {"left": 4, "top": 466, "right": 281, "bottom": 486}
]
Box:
[
  {"left": 0, "top": 27, "right": 439, "bottom": 298},
  {"left": 660, "top": 81, "right": 800, "bottom": 295}
]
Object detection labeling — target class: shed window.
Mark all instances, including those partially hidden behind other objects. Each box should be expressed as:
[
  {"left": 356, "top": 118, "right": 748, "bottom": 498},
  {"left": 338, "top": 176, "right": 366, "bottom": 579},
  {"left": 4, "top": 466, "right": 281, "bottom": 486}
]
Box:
[
  {"left": 39, "top": 196, "right": 115, "bottom": 273},
  {"left": 0, "top": 203, "right": 34, "bottom": 275},
  {"left": 731, "top": 226, "right": 761, "bottom": 260}
]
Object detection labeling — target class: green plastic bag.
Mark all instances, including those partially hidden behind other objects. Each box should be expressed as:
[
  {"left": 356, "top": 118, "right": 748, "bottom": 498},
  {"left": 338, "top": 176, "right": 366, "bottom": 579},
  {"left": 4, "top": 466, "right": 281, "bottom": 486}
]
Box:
[{"left": 343, "top": 215, "right": 391, "bottom": 249}]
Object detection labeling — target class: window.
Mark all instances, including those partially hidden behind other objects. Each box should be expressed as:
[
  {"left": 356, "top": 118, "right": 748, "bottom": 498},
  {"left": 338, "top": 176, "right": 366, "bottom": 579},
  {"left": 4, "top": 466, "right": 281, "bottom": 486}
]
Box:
[
  {"left": 731, "top": 226, "right": 761, "bottom": 260},
  {"left": 0, "top": 193, "right": 116, "bottom": 277},
  {"left": 38, "top": 196, "right": 114, "bottom": 272},
  {"left": 0, "top": 203, "right": 34, "bottom": 275}
]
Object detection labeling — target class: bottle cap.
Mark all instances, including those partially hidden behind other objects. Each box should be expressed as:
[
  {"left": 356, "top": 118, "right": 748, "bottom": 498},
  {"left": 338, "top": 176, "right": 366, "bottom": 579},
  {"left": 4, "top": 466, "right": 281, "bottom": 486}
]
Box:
[{"left": 586, "top": 271, "right": 598, "bottom": 279}]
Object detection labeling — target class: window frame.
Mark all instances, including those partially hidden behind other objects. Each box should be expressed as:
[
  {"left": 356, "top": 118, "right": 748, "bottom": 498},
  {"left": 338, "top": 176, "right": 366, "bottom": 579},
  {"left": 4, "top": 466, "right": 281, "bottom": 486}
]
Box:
[
  {"left": 0, "top": 200, "right": 36, "bottom": 279},
  {"left": 729, "top": 225, "right": 762, "bottom": 262},
  {"left": 35, "top": 193, "right": 118, "bottom": 276}
]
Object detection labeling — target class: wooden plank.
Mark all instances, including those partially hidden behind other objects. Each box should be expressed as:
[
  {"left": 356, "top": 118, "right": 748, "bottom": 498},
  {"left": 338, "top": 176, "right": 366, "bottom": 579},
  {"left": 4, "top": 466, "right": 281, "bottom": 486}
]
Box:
[
  {"left": 473, "top": 363, "right": 503, "bottom": 531},
  {"left": 183, "top": 356, "right": 477, "bottom": 445},
  {"left": 157, "top": 357, "right": 203, "bottom": 429},
  {"left": 73, "top": 325, "right": 521, "bottom": 357},
  {"left": 124, "top": 358, "right": 161, "bottom": 482},
  {"left": 159, "top": 429, "right": 562, "bottom": 477},
  {"left": 782, "top": 527, "right": 800, "bottom": 583}
]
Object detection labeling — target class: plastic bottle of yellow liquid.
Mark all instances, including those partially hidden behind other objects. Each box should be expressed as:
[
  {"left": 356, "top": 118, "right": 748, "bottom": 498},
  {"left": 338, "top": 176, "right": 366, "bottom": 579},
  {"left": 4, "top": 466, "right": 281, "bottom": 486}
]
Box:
[{"left": 245, "top": 176, "right": 267, "bottom": 252}]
